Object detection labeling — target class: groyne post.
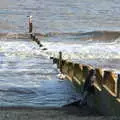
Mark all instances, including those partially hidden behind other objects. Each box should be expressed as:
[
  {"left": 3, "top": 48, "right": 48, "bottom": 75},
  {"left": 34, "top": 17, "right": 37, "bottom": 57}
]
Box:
[
  {"left": 28, "top": 16, "right": 43, "bottom": 47},
  {"left": 28, "top": 16, "right": 33, "bottom": 38},
  {"left": 117, "top": 74, "right": 120, "bottom": 98},
  {"left": 59, "top": 52, "right": 62, "bottom": 73},
  {"left": 95, "top": 68, "right": 103, "bottom": 90},
  {"left": 103, "top": 71, "right": 116, "bottom": 93},
  {"left": 32, "top": 34, "right": 35, "bottom": 41}
]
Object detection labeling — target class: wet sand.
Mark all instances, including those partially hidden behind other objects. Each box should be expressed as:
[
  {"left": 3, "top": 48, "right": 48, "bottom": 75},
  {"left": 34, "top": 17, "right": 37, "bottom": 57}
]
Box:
[{"left": 0, "top": 106, "right": 110, "bottom": 120}]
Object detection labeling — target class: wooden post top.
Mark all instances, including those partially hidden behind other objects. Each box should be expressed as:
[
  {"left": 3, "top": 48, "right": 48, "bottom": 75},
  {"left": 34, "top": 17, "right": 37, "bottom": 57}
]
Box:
[{"left": 29, "top": 16, "right": 32, "bottom": 24}]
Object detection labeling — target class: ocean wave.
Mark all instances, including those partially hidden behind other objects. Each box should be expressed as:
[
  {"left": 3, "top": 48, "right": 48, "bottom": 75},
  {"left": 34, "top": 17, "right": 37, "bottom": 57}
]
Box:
[
  {"left": 44, "top": 31, "right": 120, "bottom": 41},
  {"left": 0, "top": 87, "right": 35, "bottom": 94},
  {"left": 0, "top": 30, "right": 119, "bottom": 41}
]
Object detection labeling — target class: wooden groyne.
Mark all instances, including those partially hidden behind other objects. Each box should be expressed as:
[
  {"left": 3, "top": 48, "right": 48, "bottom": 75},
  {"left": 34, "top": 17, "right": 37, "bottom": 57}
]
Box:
[
  {"left": 4, "top": 17, "right": 119, "bottom": 115},
  {"left": 52, "top": 52, "right": 120, "bottom": 115},
  {"left": 26, "top": 18, "right": 120, "bottom": 115}
]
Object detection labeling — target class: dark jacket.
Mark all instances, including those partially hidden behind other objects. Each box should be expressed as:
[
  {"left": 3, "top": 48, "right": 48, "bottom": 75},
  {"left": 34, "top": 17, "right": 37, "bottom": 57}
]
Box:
[{"left": 83, "top": 69, "right": 95, "bottom": 94}]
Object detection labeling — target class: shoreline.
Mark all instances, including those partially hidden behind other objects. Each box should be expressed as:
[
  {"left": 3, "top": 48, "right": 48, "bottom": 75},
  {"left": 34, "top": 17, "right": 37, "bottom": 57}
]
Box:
[{"left": 0, "top": 105, "right": 104, "bottom": 120}]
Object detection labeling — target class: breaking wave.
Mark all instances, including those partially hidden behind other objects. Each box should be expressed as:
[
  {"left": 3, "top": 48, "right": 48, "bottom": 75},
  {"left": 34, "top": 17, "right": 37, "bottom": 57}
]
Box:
[{"left": 0, "top": 30, "right": 120, "bottom": 41}]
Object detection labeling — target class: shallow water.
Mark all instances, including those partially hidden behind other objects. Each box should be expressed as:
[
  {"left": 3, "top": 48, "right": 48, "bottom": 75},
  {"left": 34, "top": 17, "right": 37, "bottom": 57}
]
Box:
[
  {"left": 0, "top": 0, "right": 120, "bottom": 106},
  {"left": 0, "top": 38, "right": 80, "bottom": 107},
  {"left": 41, "top": 34, "right": 120, "bottom": 73},
  {"left": 0, "top": 0, "right": 119, "bottom": 71}
]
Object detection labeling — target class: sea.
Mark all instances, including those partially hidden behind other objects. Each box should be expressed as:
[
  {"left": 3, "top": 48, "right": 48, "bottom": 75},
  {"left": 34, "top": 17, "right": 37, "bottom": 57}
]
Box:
[{"left": 0, "top": 0, "right": 120, "bottom": 107}]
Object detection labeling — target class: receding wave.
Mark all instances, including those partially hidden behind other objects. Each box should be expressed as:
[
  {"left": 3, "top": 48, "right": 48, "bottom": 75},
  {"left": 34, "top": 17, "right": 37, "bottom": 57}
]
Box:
[
  {"left": 44, "top": 31, "right": 120, "bottom": 41},
  {"left": 0, "top": 31, "right": 120, "bottom": 41},
  {"left": 0, "top": 87, "right": 35, "bottom": 94}
]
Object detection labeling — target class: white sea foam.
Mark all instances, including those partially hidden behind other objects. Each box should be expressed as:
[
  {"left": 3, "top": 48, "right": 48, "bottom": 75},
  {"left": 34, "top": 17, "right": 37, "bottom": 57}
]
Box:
[
  {"left": 0, "top": 39, "right": 80, "bottom": 107},
  {"left": 42, "top": 40, "right": 120, "bottom": 60}
]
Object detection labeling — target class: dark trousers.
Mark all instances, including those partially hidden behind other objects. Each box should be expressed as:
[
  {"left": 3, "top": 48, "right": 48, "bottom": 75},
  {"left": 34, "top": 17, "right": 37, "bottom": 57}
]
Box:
[{"left": 29, "top": 23, "right": 32, "bottom": 33}]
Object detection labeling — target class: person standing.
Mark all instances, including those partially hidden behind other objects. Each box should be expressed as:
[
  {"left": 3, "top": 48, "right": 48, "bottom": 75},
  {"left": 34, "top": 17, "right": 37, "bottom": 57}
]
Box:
[
  {"left": 79, "top": 69, "right": 96, "bottom": 105},
  {"left": 29, "top": 16, "right": 32, "bottom": 33}
]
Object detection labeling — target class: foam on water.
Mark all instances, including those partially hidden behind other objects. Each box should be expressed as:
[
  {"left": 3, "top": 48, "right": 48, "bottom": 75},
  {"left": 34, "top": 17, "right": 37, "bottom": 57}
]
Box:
[
  {"left": 0, "top": 38, "right": 80, "bottom": 107},
  {"left": 42, "top": 36, "right": 120, "bottom": 72},
  {"left": 43, "top": 39, "right": 120, "bottom": 59}
]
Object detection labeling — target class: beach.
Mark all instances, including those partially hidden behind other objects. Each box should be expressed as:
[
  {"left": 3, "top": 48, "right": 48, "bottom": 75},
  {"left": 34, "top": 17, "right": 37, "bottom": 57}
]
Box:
[
  {"left": 0, "top": 106, "right": 103, "bottom": 120},
  {"left": 0, "top": 0, "right": 120, "bottom": 117}
]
